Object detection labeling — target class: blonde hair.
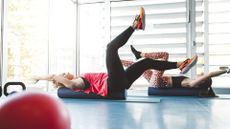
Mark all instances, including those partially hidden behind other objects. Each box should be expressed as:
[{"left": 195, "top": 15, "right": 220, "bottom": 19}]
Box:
[{"left": 53, "top": 72, "right": 74, "bottom": 88}]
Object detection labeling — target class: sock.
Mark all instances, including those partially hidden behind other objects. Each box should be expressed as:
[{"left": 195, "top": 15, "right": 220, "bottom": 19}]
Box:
[{"left": 130, "top": 45, "right": 141, "bottom": 59}]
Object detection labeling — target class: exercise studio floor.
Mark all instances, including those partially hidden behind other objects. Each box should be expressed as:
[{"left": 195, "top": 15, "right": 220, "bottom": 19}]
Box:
[
  {"left": 1, "top": 91, "right": 230, "bottom": 129},
  {"left": 60, "top": 91, "right": 230, "bottom": 129}
]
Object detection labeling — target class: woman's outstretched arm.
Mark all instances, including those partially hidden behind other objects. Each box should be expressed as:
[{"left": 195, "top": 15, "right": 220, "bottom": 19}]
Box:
[
  {"left": 32, "top": 73, "right": 85, "bottom": 90},
  {"left": 183, "top": 68, "right": 229, "bottom": 88},
  {"left": 52, "top": 75, "right": 85, "bottom": 90},
  {"left": 32, "top": 74, "right": 55, "bottom": 81}
]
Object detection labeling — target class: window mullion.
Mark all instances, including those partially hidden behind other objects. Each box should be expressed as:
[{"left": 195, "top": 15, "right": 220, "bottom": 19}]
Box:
[
  {"left": 186, "top": 0, "right": 197, "bottom": 78},
  {"left": 204, "top": 0, "right": 209, "bottom": 74}
]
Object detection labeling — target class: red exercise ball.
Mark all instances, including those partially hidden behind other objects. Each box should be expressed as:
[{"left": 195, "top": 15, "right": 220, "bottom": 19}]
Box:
[{"left": 0, "top": 92, "right": 71, "bottom": 129}]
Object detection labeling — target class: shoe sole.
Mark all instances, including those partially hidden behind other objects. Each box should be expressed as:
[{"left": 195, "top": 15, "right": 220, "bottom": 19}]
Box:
[
  {"left": 180, "top": 56, "right": 198, "bottom": 74},
  {"left": 140, "top": 7, "right": 145, "bottom": 30}
]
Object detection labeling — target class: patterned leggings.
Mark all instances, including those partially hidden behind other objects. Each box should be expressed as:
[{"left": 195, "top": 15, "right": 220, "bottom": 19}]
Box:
[{"left": 121, "top": 52, "right": 169, "bottom": 87}]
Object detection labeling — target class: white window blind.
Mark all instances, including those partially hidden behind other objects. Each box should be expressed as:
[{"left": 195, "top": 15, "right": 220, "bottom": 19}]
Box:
[
  {"left": 48, "top": 0, "right": 76, "bottom": 75},
  {"left": 207, "top": 0, "right": 230, "bottom": 87},
  {"left": 78, "top": 0, "right": 212, "bottom": 89},
  {"left": 110, "top": 0, "right": 189, "bottom": 87},
  {"left": 111, "top": 0, "right": 187, "bottom": 59},
  {"left": 79, "top": 3, "right": 108, "bottom": 73}
]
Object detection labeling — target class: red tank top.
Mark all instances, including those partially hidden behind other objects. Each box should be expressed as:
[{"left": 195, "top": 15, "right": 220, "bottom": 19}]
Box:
[{"left": 76, "top": 73, "right": 108, "bottom": 96}]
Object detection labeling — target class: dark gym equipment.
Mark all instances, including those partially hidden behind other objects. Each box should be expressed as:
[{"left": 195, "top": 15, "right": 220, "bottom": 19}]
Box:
[
  {"left": 3, "top": 82, "right": 26, "bottom": 96},
  {"left": 57, "top": 87, "right": 126, "bottom": 100},
  {"left": 0, "top": 86, "right": 2, "bottom": 97},
  {"left": 148, "top": 86, "right": 216, "bottom": 97}
]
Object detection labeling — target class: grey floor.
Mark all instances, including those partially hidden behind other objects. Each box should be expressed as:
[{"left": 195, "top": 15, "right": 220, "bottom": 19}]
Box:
[
  {"left": 61, "top": 91, "right": 230, "bottom": 129},
  {"left": 1, "top": 91, "right": 230, "bottom": 129}
]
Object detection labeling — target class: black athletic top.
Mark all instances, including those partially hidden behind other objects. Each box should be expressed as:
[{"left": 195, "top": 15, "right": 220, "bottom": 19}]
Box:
[
  {"left": 171, "top": 76, "right": 212, "bottom": 88},
  {"left": 171, "top": 76, "right": 188, "bottom": 88}
]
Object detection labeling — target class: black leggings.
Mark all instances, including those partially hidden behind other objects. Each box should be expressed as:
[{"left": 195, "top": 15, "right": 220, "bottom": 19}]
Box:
[{"left": 106, "top": 26, "right": 177, "bottom": 94}]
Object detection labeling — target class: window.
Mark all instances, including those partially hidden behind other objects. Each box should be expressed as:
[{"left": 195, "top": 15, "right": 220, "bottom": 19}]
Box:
[
  {"left": 48, "top": 0, "right": 76, "bottom": 77},
  {"left": 111, "top": 0, "right": 189, "bottom": 89},
  {"left": 2, "top": 0, "right": 229, "bottom": 91},
  {"left": 2, "top": 0, "right": 76, "bottom": 91},
  {"left": 79, "top": 0, "right": 230, "bottom": 89},
  {"left": 79, "top": 3, "right": 108, "bottom": 73},
  {"left": 79, "top": 0, "right": 196, "bottom": 89},
  {"left": 4, "top": 0, "right": 49, "bottom": 91},
  {"left": 207, "top": 0, "right": 230, "bottom": 87}
]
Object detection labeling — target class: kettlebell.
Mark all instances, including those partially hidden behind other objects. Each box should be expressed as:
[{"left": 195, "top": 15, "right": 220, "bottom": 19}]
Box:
[
  {"left": 3, "top": 82, "right": 26, "bottom": 96},
  {"left": 0, "top": 86, "right": 2, "bottom": 97}
]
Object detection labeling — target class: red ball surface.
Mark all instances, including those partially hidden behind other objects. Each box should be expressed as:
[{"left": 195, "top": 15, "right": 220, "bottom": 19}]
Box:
[{"left": 0, "top": 92, "right": 71, "bottom": 129}]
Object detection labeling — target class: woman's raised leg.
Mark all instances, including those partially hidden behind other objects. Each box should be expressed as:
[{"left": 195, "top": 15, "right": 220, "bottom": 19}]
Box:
[
  {"left": 124, "top": 58, "right": 178, "bottom": 89},
  {"left": 106, "top": 7, "right": 145, "bottom": 92}
]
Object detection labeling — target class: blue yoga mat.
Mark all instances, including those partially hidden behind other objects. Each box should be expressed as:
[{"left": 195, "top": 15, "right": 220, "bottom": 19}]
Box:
[
  {"left": 57, "top": 87, "right": 160, "bottom": 103},
  {"left": 148, "top": 87, "right": 209, "bottom": 96},
  {"left": 57, "top": 87, "right": 126, "bottom": 100}
]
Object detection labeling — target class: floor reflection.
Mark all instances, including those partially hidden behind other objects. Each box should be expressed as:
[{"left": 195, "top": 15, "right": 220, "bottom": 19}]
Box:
[{"left": 62, "top": 96, "right": 230, "bottom": 129}]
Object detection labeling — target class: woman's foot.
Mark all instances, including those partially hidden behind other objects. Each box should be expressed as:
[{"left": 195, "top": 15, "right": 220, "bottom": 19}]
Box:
[
  {"left": 179, "top": 55, "right": 198, "bottom": 74},
  {"left": 132, "top": 7, "right": 145, "bottom": 30},
  {"left": 130, "top": 45, "right": 141, "bottom": 59},
  {"left": 219, "top": 66, "right": 230, "bottom": 73}
]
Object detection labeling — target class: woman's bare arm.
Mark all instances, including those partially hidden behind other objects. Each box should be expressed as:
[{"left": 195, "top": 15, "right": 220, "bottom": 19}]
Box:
[
  {"left": 181, "top": 69, "right": 228, "bottom": 88},
  {"left": 32, "top": 74, "right": 55, "bottom": 81},
  {"left": 52, "top": 75, "right": 85, "bottom": 90}
]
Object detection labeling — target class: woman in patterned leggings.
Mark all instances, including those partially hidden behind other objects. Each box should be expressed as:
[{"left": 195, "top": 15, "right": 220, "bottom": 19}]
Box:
[
  {"left": 122, "top": 46, "right": 230, "bottom": 88},
  {"left": 121, "top": 50, "right": 170, "bottom": 88}
]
